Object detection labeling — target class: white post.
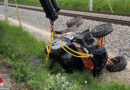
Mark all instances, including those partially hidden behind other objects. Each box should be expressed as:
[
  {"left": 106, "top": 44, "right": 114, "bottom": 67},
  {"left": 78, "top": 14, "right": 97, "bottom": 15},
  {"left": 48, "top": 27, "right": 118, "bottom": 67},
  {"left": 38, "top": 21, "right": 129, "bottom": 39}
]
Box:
[
  {"left": 89, "top": 0, "right": 93, "bottom": 11},
  {"left": 4, "top": 0, "right": 8, "bottom": 21}
]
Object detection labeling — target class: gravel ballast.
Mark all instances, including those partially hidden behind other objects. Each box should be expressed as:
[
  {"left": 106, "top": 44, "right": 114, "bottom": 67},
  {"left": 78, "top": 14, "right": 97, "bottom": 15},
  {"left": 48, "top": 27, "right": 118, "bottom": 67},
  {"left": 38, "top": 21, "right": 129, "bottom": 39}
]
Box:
[{"left": 0, "top": 5, "right": 129, "bottom": 61}]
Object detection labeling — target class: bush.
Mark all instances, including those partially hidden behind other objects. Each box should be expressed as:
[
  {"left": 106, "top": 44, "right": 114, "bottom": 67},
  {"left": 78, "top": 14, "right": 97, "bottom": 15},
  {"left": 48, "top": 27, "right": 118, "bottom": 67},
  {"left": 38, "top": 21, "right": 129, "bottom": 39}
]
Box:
[{"left": 47, "top": 73, "right": 78, "bottom": 90}]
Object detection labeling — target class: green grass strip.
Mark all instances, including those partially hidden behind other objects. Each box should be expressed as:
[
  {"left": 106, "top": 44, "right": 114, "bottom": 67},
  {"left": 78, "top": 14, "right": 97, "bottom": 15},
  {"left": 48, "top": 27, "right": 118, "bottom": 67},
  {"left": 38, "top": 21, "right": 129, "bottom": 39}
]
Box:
[{"left": 0, "top": 0, "right": 130, "bottom": 14}]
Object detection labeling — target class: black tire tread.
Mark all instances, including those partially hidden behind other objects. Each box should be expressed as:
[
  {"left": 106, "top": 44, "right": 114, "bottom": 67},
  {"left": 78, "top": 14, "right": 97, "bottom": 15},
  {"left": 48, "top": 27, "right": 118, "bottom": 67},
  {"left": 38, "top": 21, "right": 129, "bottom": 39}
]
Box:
[
  {"left": 106, "top": 56, "right": 127, "bottom": 72},
  {"left": 91, "top": 23, "right": 113, "bottom": 38}
]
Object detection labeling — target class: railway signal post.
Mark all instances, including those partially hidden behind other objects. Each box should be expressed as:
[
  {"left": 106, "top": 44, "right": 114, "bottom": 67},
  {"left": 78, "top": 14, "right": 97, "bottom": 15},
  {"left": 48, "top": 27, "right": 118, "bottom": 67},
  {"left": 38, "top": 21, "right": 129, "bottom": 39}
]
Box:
[
  {"left": 4, "top": 0, "right": 8, "bottom": 21},
  {"left": 89, "top": 0, "right": 93, "bottom": 11}
]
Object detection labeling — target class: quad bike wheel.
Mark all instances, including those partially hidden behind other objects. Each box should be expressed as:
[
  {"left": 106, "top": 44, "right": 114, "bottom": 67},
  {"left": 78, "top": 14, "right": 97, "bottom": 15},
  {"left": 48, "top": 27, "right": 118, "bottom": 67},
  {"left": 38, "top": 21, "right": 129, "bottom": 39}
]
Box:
[
  {"left": 91, "top": 23, "right": 113, "bottom": 38},
  {"left": 106, "top": 56, "right": 127, "bottom": 72},
  {"left": 66, "top": 16, "right": 83, "bottom": 28}
]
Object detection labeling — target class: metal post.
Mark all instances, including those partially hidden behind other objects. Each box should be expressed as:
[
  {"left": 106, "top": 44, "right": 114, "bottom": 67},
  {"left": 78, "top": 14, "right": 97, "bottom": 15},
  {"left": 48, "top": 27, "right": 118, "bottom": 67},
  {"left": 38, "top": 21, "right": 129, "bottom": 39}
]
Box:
[
  {"left": 89, "top": 0, "right": 93, "bottom": 11},
  {"left": 4, "top": 0, "right": 8, "bottom": 21}
]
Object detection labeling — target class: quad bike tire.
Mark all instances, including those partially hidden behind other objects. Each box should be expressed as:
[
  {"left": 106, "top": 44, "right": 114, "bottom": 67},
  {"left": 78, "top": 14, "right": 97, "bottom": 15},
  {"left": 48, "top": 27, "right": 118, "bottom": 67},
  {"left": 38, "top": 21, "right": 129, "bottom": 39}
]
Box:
[
  {"left": 106, "top": 56, "right": 127, "bottom": 72},
  {"left": 91, "top": 23, "right": 113, "bottom": 38},
  {"left": 66, "top": 16, "right": 83, "bottom": 28}
]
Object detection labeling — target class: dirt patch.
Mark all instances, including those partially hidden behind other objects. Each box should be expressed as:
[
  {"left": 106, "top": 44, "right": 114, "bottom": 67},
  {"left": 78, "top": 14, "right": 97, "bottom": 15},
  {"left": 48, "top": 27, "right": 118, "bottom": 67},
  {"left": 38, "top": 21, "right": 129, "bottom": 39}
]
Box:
[
  {"left": 0, "top": 55, "right": 32, "bottom": 90},
  {"left": 0, "top": 55, "right": 3, "bottom": 61},
  {"left": 0, "top": 55, "right": 12, "bottom": 74},
  {"left": 101, "top": 61, "right": 130, "bottom": 84},
  {"left": 10, "top": 82, "right": 33, "bottom": 90},
  {"left": 0, "top": 65, "right": 12, "bottom": 74}
]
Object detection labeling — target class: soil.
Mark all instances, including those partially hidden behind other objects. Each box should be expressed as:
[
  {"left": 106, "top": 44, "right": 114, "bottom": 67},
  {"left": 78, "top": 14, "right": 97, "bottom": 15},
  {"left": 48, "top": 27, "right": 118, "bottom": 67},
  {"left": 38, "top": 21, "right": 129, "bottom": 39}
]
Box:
[
  {"left": 0, "top": 55, "right": 32, "bottom": 90},
  {"left": 101, "top": 53, "right": 130, "bottom": 84},
  {"left": 101, "top": 63, "right": 130, "bottom": 84}
]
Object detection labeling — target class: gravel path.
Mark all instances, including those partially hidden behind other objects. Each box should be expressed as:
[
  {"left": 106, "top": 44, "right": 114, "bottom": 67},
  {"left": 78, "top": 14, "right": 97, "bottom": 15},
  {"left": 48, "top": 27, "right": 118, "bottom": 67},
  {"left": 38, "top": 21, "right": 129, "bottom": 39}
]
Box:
[
  {"left": 0, "top": 2, "right": 130, "bottom": 21},
  {"left": 0, "top": 5, "right": 130, "bottom": 61}
]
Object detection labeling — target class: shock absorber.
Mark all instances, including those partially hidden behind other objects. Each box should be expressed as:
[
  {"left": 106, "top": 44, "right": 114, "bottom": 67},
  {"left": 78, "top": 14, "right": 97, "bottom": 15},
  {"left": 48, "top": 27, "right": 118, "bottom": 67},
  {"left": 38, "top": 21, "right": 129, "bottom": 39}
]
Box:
[
  {"left": 40, "top": 0, "right": 60, "bottom": 63},
  {"left": 51, "top": 0, "right": 60, "bottom": 12},
  {"left": 39, "top": 0, "right": 60, "bottom": 22}
]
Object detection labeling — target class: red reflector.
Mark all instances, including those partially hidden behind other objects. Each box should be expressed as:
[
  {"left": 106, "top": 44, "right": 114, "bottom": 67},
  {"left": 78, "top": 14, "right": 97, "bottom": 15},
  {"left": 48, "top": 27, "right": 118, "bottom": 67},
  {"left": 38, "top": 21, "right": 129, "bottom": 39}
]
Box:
[{"left": 58, "top": 49, "right": 62, "bottom": 52}]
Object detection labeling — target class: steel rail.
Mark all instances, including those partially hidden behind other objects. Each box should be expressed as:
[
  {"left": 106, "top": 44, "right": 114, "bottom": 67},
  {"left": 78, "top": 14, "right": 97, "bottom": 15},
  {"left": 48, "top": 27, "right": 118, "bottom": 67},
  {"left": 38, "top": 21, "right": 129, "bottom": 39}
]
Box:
[
  {"left": 0, "top": 2, "right": 129, "bottom": 17},
  {"left": 61, "top": 8, "right": 130, "bottom": 17},
  {"left": 0, "top": 3, "right": 130, "bottom": 26}
]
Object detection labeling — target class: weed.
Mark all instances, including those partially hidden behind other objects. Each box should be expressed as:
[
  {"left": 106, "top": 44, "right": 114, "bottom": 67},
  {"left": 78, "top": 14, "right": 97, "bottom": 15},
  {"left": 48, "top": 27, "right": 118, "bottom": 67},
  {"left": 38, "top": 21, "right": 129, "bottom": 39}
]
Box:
[{"left": 47, "top": 73, "right": 78, "bottom": 90}]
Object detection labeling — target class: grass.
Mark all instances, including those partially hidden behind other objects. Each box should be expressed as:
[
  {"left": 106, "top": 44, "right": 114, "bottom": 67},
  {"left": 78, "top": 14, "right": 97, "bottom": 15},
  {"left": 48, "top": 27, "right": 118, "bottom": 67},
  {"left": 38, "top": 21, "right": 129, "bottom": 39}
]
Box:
[
  {"left": 0, "top": 0, "right": 130, "bottom": 14},
  {"left": 0, "top": 20, "right": 130, "bottom": 90}
]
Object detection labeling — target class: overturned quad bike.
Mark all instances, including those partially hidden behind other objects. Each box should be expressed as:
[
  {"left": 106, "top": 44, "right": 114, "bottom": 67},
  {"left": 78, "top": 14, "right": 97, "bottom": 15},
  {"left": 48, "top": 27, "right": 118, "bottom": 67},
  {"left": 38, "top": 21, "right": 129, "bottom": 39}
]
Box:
[
  {"left": 39, "top": 0, "right": 127, "bottom": 77},
  {"left": 45, "top": 22, "right": 127, "bottom": 77}
]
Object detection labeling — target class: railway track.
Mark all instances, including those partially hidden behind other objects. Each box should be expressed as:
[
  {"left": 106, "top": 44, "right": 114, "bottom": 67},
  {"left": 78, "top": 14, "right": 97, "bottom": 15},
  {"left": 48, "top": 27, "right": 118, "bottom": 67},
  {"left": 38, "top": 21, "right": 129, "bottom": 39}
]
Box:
[
  {"left": 0, "top": 2, "right": 130, "bottom": 26},
  {"left": 62, "top": 8, "right": 130, "bottom": 17}
]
